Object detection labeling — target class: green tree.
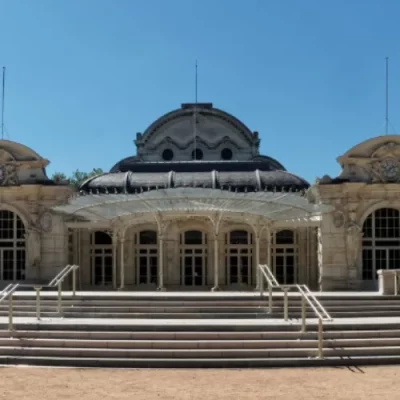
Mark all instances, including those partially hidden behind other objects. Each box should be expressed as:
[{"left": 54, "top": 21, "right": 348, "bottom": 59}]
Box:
[
  {"left": 51, "top": 172, "right": 67, "bottom": 183},
  {"left": 51, "top": 168, "right": 104, "bottom": 188}
]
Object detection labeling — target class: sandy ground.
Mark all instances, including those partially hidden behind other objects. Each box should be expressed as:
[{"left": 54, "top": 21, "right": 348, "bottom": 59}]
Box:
[{"left": 0, "top": 366, "right": 399, "bottom": 400}]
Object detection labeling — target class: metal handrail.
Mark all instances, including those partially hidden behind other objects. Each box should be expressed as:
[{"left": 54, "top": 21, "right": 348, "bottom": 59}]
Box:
[
  {"left": 258, "top": 263, "right": 332, "bottom": 358},
  {"left": 298, "top": 284, "right": 331, "bottom": 320},
  {"left": 0, "top": 264, "right": 80, "bottom": 332},
  {"left": 49, "top": 264, "right": 78, "bottom": 287}
]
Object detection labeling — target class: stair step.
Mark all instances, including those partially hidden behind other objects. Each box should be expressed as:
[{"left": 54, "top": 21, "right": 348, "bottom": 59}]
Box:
[
  {"left": 3, "top": 328, "right": 400, "bottom": 340},
  {"left": 3, "top": 354, "right": 400, "bottom": 368},
  {"left": 2, "top": 337, "right": 400, "bottom": 349},
  {"left": 1, "top": 346, "right": 400, "bottom": 358}
]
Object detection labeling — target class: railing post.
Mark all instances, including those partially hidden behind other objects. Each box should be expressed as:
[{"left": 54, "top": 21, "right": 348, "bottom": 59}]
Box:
[
  {"left": 72, "top": 266, "right": 77, "bottom": 297},
  {"left": 268, "top": 282, "right": 273, "bottom": 313},
  {"left": 34, "top": 286, "right": 42, "bottom": 321},
  {"left": 318, "top": 317, "right": 323, "bottom": 359},
  {"left": 8, "top": 292, "right": 14, "bottom": 332},
  {"left": 283, "top": 288, "right": 288, "bottom": 321},
  {"left": 301, "top": 296, "right": 306, "bottom": 332},
  {"left": 57, "top": 281, "right": 63, "bottom": 316},
  {"left": 395, "top": 272, "right": 398, "bottom": 296}
]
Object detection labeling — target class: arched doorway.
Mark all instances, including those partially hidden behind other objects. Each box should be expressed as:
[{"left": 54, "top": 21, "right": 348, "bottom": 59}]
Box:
[
  {"left": 180, "top": 230, "right": 207, "bottom": 286},
  {"left": 135, "top": 230, "right": 158, "bottom": 285},
  {"left": 90, "top": 231, "right": 113, "bottom": 286},
  {"left": 362, "top": 208, "right": 400, "bottom": 289},
  {"left": 272, "top": 230, "right": 298, "bottom": 285},
  {"left": 225, "top": 230, "right": 253, "bottom": 285},
  {"left": 0, "top": 210, "right": 26, "bottom": 281}
]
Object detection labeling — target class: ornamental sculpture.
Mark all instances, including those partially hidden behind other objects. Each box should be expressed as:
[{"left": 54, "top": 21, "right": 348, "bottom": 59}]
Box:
[
  {"left": 25, "top": 226, "right": 41, "bottom": 268},
  {"left": 346, "top": 219, "right": 363, "bottom": 269},
  {"left": 0, "top": 164, "right": 19, "bottom": 186}
]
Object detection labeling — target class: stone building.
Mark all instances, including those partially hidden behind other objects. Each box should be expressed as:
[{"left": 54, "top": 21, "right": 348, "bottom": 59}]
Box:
[{"left": 0, "top": 103, "right": 399, "bottom": 292}]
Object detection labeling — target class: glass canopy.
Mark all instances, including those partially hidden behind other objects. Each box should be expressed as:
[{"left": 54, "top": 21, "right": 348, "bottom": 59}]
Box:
[
  {"left": 52, "top": 188, "right": 332, "bottom": 223},
  {"left": 53, "top": 188, "right": 332, "bottom": 221}
]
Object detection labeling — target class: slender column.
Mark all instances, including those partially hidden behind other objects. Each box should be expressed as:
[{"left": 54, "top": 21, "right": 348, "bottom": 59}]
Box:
[
  {"left": 260, "top": 228, "right": 272, "bottom": 294},
  {"left": 212, "top": 235, "right": 220, "bottom": 291},
  {"left": 254, "top": 234, "right": 260, "bottom": 290},
  {"left": 157, "top": 235, "right": 165, "bottom": 291},
  {"left": 112, "top": 232, "right": 117, "bottom": 289},
  {"left": 120, "top": 236, "right": 125, "bottom": 290}
]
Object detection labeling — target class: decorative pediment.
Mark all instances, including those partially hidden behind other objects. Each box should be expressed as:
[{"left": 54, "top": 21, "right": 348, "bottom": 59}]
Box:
[
  {"left": 0, "top": 149, "right": 15, "bottom": 163},
  {"left": 369, "top": 142, "right": 400, "bottom": 183},
  {"left": 336, "top": 141, "right": 400, "bottom": 184},
  {"left": 371, "top": 142, "right": 400, "bottom": 159}
]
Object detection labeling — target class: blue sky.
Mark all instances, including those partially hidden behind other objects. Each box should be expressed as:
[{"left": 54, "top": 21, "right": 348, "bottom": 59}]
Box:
[{"left": 1, "top": 0, "right": 400, "bottom": 182}]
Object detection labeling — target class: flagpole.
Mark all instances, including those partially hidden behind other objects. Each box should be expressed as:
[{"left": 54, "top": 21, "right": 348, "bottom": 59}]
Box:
[
  {"left": 385, "top": 57, "right": 389, "bottom": 135},
  {"left": 1, "top": 67, "right": 5, "bottom": 140},
  {"left": 193, "top": 60, "right": 198, "bottom": 159}
]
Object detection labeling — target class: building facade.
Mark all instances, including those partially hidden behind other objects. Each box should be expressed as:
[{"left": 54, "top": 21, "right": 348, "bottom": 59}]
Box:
[{"left": 0, "top": 103, "right": 399, "bottom": 292}]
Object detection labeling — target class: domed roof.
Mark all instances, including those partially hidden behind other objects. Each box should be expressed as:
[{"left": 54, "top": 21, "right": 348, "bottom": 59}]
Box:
[
  {"left": 139, "top": 103, "right": 256, "bottom": 146},
  {"left": 0, "top": 140, "right": 48, "bottom": 163},
  {"left": 84, "top": 103, "right": 309, "bottom": 195}
]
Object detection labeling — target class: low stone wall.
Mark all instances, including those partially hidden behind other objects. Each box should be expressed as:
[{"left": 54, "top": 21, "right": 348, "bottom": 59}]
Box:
[{"left": 377, "top": 269, "right": 400, "bottom": 295}]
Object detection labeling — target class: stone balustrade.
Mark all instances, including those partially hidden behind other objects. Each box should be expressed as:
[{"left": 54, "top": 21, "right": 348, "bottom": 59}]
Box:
[{"left": 377, "top": 269, "right": 400, "bottom": 295}]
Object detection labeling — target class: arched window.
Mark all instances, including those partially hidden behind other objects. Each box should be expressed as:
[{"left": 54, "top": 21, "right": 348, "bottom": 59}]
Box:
[
  {"left": 0, "top": 210, "right": 25, "bottom": 281},
  {"left": 362, "top": 208, "right": 400, "bottom": 284},
  {"left": 90, "top": 231, "right": 112, "bottom": 286},
  {"left": 272, "top": 230, "right": 298, "bottom": 284},
  {"left": 225, "top": 230, "right": 253, "bottom": 285},
  {"left": 180, "top": 230, "right": 207, "bottom": 286},
  {"left": 135, "top": 230, "right": 158, "bottom": 285}
]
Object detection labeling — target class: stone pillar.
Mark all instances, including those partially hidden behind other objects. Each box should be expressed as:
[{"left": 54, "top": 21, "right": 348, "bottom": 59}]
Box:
[
  {"left": 254, "top": 234, "right": 260, "bottom": 290},
  {"left": 297, "top": 228, "right": 307, "bottom": 284},
  {"left": 119, "top": 235, "right": 125, "bottom": 290},
  {"left": 212, "top": 235, "right": 220, "bottom": 291},
  {"left": 346, "top": 220, "right": 363, "bottom": 290},
  {"left": 157, "top": 235, "right": 165, "bottom": 291},
  {"left": 25, "top": 227, "right": 41, "bottom": 281},
  {"left": 260, "top": 227, "right": 272, "bottom": 292},
  {"left": 112, "top": 232, "right": 117, "bottom": 289}
]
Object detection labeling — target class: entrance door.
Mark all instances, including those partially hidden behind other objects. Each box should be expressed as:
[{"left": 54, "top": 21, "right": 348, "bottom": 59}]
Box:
[
  {"left": 272, "top": 231, "right": 298, "bottom": 285},
  {"left": 90, "top": 231, "right": 113, "bottom": 287},
  {"left": 227, "top": 252, "right": 252, "bottom": 285},
  {"left": 136, "top": 231, "right": 158, "bottom": 285},
  {"left": 274, "top": 249, "right": 297, "bottom": 285},
  {"left": 183, "top": 250, "right": 205, "bottom": 286},
  {"left": 92, "top": 250, "right": 113, "bottom": 286},
  {"left": 225, "top": 230, "right": 253, "bottom": 285},
  {"left": 138, "top": 250, "right": 158, "bottom": 284},
  {"left": 180, "top": 231, "right": 207, "bottom": 287}
]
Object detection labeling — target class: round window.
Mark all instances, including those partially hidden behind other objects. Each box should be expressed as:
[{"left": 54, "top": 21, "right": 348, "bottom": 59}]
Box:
[
  {"left": 162, "top": 149, "right": 174, "bottom": 161},
  {"left": 192, "top": 148, "right": 203, "bottom": 160},
  {"left": 221, "top": 148, "right": 233, "bottom": 160}
]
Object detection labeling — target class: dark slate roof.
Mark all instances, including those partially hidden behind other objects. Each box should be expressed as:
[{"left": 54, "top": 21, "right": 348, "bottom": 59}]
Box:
[
  {"left": 79, "top": 169, "right": 309, "bottom": 194},
  {"left": 110, "top": 158, "right": 286, "bottom": 173}
]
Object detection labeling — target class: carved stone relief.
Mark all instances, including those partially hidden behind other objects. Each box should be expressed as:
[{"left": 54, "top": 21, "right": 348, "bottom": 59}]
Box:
[
  {"left": 25, "top": 226, "right": 41, "bottom": 268},
  {"left": 339, "top": 142, "right": 400, "bottom": 183},
  {"left": 0, "top": 164, "right": 19, "bottom": 186},
  {"left": 332, "top": 211, "right": 345, "bottom": 229},
  {"left": 345, "top": 219, "right": 363, "bottom": 269},
  {"left": 39, "top": 211, "right": 53, "bottom": 233}
]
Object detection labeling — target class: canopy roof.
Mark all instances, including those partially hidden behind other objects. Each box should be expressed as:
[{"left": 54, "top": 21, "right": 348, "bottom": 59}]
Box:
[{"left": 52, "top": 187, "right": 332, "bottom": 223}]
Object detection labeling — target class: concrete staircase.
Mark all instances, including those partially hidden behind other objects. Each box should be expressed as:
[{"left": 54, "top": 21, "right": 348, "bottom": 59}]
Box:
[{"left": 0, "top": 292, "right": 400, "bottom": 367}]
